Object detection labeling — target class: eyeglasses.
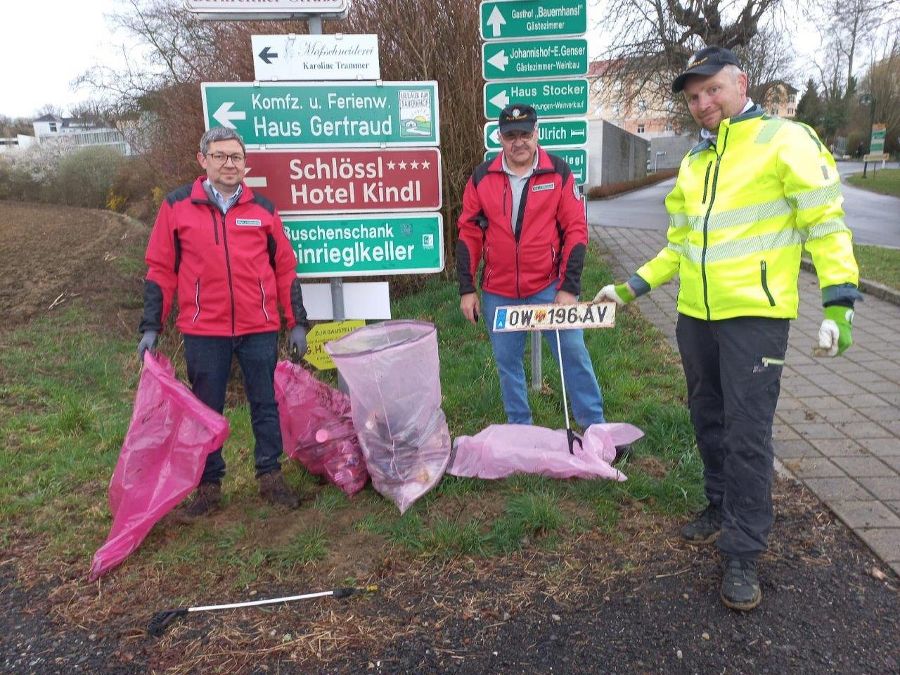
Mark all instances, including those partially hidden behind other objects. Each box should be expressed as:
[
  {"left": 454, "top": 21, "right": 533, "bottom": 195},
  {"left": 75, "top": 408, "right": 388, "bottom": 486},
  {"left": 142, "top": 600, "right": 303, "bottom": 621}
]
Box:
[{"left": 206, "top": 152, "right": 245, "bottom": 165}]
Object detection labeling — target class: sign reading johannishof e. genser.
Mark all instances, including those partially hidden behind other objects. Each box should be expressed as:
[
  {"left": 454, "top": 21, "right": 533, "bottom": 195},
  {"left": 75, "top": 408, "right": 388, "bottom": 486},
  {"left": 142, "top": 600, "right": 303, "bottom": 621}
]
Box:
[
  {"left": 202, "top": 81, "right": 439, "bottom": 147},
  {"left": 480, "top": 0, "right": 588, "bottom": 40},
  {"left": 482, "top": 38, "right": 588, "bottom": 80},
  {"left": 284, "top": 213, "right": 444, "bottom": 277}
]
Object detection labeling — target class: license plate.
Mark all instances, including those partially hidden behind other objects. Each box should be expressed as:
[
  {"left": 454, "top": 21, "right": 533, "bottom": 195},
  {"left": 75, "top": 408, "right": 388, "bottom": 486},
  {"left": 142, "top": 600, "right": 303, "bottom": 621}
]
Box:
[{"left": 492, "top": 302, "right": 616, "bottom": 332}]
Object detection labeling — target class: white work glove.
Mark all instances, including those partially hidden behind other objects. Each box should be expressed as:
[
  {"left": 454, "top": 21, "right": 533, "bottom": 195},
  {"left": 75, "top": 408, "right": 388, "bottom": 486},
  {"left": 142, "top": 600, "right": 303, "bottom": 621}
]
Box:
[
  {"left": 814, "top": 306, "right": 854, "bottom": 357},
  {"left": 592, "top": 283, "right": 635, "bottom": 306}
]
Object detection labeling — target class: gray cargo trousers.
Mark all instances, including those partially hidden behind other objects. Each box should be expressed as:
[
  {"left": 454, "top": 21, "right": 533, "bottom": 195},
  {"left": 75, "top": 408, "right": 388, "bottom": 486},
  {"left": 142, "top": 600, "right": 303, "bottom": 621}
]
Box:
[{"left": 676, "top": 314, "right": 791, "bottom": 560}]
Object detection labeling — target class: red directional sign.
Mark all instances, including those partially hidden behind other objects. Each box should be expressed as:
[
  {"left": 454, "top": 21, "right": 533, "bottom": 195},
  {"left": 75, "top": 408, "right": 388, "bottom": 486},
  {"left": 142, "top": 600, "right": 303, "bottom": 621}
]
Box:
[{"left": 244, "top": 148, "right": 442, "bottom": 215}]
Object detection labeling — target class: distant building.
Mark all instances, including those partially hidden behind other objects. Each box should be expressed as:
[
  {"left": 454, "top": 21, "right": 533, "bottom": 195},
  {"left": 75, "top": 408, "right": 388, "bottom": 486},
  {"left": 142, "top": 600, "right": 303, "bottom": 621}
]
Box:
[
  {"left": 32, "top": 114, "right": 132, "bottom": 155},
  {"left": 760, "top": 82, "right": 798, "bottom": 119},
  {"left": 0, "top": 134, "right": 37, "bottom": 154}
]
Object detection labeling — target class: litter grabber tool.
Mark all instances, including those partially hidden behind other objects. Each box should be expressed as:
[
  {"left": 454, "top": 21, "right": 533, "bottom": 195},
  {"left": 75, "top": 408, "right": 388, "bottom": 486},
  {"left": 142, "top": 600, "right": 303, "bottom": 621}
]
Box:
[
  {"left": 554, "top": 329, "right": 582, "bottom": 455},
  {"left": 147, "top": 584, "right": 378, "bottom": 636}
]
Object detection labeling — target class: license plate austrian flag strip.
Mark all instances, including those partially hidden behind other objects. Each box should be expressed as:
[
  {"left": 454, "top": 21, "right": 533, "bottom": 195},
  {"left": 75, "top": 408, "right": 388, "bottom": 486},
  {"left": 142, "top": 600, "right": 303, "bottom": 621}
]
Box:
[{"left": 492, "top": 302, "right": 616, "bottom": 332}]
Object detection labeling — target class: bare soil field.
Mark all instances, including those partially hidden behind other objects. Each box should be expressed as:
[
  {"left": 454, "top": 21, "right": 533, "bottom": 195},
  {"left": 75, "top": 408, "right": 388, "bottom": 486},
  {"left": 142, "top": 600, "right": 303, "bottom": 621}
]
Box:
[{"left": 0, "top": 201, "right": 897, "bottom": 674}]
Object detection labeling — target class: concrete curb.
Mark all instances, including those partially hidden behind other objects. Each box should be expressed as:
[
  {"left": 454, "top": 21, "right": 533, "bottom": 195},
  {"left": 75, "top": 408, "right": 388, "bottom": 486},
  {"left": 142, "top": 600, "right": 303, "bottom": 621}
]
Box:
[{"left": 800, "top": 258, "right": 900, "bottom": 307}]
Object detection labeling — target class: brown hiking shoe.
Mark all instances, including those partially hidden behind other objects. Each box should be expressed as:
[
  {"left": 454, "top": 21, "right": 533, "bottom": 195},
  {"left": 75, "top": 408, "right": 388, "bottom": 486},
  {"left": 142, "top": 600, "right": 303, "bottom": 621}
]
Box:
[
  {"left": 258, "top": 471, "right": 301, "bottom": 509},
  {"left": 174, "top": 482, "right": 222, "bottom": 521}
]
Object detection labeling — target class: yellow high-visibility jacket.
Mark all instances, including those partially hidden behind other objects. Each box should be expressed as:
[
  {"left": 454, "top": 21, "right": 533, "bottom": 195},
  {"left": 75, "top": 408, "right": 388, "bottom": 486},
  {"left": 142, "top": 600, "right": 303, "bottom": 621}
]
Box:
[{"left": 635, "top": 107, "right": 859, "bottom": 320}]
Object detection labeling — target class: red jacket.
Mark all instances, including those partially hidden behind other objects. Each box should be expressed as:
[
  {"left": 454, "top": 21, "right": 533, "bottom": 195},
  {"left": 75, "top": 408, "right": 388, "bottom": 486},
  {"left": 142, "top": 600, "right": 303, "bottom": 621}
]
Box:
[
  {"left": 456, "top": 148, "right": 587, "bottom": 299},
  {"left": 140, "top": 177, "right": 306, "bottom": 337}
]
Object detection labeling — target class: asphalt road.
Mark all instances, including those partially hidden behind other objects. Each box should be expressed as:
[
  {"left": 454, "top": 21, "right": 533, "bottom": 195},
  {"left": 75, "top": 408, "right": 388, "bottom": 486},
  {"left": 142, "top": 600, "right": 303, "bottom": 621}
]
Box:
[{"left": 588, "top": 161, "right": 900, "bottom": 248}]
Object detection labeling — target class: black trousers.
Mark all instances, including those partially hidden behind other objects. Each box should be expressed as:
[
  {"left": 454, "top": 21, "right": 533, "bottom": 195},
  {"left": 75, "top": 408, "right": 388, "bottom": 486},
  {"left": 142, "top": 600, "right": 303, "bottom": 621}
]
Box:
[{"left": 676, "top": 314, "right": 790, "bottom": 559}]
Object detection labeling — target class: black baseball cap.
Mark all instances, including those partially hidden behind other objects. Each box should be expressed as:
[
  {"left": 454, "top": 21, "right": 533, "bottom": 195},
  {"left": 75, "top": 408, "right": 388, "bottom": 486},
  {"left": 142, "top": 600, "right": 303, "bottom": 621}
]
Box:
[
  {"left": 498, "top": 103, "right": 537, "bottom": 134},
  {"left": 672, "top": 46, "right": 742, "bottom": 93}
]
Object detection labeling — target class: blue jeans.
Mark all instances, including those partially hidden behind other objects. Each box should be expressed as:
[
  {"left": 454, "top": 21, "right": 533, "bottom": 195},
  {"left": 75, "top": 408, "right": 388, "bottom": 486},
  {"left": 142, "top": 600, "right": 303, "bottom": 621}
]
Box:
[
  {"left": 183, "top": 332, "right": 283, "bottom": 483},
  {"left": 481, "top": 285, "right": 605, "bottom": 427}
]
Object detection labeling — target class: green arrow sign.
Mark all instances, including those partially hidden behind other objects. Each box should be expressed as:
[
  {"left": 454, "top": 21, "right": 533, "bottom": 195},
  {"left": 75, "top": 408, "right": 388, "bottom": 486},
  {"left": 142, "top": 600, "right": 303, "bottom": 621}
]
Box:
[
  {"left": 484, "top": 118, "right": 587, "bottom": 149},
  {"left": 485, "top": 148, "right": 589, "bottom": 185},
  {"left": 480, "top": 0, "right": 588, "bottom": 40},
  {"left": 284, "top": 212, "right": 444, "bottom": 277},
  {"left": 482, "top": 38, "right": 588, "bottom": 80},
  {"left": 202, "top": 81, "right": 439, "bottom": 147},
  {"left": 483, "top": 78, "right": 589, "bottom": 118}
]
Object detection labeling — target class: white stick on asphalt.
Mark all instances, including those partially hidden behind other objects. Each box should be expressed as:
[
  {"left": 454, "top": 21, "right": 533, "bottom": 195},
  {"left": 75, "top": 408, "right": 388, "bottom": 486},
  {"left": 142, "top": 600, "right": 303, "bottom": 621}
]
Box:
[{"left": 189, "top": 590, "right": 336, "bottom": 613}]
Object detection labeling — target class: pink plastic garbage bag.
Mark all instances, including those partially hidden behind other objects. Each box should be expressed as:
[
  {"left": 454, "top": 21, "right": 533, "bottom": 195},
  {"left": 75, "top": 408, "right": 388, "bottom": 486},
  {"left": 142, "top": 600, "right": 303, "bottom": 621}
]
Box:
[
  {"left": 325, "top": 321, "right": 452, "bottom": 514},
  {"left": 89, "top": 352, "right": 230, "bottom": 581},
  {"left": 273, "top": 360, "right": 368, "bottom": 496},
  {"left": 448, "top": 422, "right": 644, "bottom": 481}
]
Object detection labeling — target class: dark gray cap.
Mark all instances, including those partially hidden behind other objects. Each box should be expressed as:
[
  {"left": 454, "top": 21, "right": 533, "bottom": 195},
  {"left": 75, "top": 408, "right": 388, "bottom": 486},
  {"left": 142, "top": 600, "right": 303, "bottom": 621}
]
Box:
[{"left": 672, "top": 46, "right": 742, "bottom": 93}]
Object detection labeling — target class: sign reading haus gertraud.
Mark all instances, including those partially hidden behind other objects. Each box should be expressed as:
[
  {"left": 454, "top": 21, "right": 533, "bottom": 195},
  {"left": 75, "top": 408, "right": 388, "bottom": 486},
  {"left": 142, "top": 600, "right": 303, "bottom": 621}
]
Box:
[{"left": 201, "top": 81, "right": 440, "bottom": 147}]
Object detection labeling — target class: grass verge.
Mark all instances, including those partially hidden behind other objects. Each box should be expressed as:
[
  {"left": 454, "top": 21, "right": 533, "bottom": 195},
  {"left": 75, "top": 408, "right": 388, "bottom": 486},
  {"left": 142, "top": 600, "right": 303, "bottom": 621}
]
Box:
[
  {"left": 854, "top": 243, "right": 900, "bottom": 291},
  {"left": 1, "top": 243, "right": 700, "bottom": 590},
  {"left": 846, "top": 167, "right": 900, "bottom": 197}
]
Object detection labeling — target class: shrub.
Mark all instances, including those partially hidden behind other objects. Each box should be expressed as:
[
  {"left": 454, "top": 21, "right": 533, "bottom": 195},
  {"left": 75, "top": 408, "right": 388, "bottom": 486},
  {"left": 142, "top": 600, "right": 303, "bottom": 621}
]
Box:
[{"left": 53, "top": 146, "right": 127, "bottom": 209}]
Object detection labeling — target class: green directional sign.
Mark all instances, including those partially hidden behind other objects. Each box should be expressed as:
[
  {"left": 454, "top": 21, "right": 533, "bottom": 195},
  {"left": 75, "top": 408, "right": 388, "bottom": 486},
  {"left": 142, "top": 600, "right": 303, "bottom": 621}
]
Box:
[
  {"left": 202, "top": 81, "right": 439, "bottom": 147},
  {"left": 485, "top": 148, "right": 589, "bottom": 185},
  {"left": 482, "top": 38, "right": 588, "bottom": 80},
  {"left": 870, "top": 124, "right": 886, "bottom": 154},
  {"left": 284, "top": 212, "right": 444, "bottom": 277},
  {"left": 480, "top": 0, "right": 588, "bottom": 40},
  {"left": 483, "top": 78, "right": 589, "bottom": 118},
  {"left": 484, "top": 118, "right": 587, "bottom": 149}
]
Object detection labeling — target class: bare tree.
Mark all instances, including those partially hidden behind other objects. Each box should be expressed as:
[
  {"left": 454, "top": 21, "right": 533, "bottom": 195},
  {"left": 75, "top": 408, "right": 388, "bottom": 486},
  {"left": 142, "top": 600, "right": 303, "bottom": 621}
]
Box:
[
  {"left": 344, "top": 0, "right": 483, "bottom": 280},
  {"left": 595, "top": 0, "right": 788, "bottom": 125},
  {"left": 860, "top": 38, "right": 900, "bottom": 153}
]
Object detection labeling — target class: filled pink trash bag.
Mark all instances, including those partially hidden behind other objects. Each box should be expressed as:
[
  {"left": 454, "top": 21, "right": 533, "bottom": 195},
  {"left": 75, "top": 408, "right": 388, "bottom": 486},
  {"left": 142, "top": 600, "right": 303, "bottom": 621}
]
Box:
[
  {"left": 448, "top": 423, "right": 644, "bottom": 481},
  {"left": 89, "top": 352, "right": 230, "bottom": 581},
  {"left": 273, "top": 360, "right": 368, "bottom": 496},
  {"left": 325, "top": 321, "right": 451, "bottom": 514}
]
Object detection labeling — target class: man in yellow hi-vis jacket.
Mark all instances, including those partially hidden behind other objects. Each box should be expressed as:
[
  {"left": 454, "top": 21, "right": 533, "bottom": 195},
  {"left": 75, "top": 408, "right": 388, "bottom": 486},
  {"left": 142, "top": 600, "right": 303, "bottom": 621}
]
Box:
[{"left": 594, "top": 46, "right": 860, "bottom": 611}]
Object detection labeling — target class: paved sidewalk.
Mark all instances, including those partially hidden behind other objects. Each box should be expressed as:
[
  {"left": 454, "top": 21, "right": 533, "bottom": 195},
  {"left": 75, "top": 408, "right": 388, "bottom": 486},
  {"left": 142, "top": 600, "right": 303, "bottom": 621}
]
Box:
[{"left": 589, "top": 223, "right": 900, "bottom": 576}]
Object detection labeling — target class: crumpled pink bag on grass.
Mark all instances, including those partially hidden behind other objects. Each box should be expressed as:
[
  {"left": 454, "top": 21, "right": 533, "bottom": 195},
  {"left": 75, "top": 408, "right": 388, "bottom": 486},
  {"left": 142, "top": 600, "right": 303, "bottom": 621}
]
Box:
[
  {"left": 89, "top": 352, "right": 230, "bottom": 581},
  {"left": 448, "top": 423, "right": 644, "bottom": 481},
  {"left": 273, "top": 360, "right": 368, "bottom": 496}
]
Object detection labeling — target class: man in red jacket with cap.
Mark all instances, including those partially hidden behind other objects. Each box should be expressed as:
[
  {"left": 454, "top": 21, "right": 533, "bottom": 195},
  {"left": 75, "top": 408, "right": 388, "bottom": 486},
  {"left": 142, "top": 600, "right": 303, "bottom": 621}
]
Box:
[{"left": 457, "top": 103, "right": 605, "bottom": 428}]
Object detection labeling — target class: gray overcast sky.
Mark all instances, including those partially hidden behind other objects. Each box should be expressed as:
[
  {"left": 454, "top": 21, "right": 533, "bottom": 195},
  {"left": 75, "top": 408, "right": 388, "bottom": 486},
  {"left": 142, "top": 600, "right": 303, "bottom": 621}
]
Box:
[
  {"left": 1, "top": 1, "right": 823, "bottom": 119},
  {"left": 1, "top": 0, "right": 121, "bottom": 118}
]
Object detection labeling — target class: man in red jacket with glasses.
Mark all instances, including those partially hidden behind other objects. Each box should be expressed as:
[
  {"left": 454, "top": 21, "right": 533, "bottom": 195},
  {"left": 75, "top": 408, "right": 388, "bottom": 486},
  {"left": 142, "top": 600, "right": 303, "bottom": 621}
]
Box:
[{"left": 138, "top": 127, "right": 309, "bottom": 517}]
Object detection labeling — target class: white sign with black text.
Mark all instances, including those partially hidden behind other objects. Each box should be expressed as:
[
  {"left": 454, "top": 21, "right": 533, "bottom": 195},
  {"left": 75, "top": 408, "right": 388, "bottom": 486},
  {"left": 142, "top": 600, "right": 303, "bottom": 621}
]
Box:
[
  {"left": 251, "top": 34, "right": 380, "bottom": 81},
  {"left": 492, "top": 302, "right": 616, "bottom": 332}
]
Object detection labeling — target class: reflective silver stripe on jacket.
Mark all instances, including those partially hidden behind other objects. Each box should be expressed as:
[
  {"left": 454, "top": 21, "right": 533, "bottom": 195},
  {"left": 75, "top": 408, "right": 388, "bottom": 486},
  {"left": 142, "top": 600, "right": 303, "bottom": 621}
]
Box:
[{"left": 681, "top": 228, "right": 802, "bottom": 265}]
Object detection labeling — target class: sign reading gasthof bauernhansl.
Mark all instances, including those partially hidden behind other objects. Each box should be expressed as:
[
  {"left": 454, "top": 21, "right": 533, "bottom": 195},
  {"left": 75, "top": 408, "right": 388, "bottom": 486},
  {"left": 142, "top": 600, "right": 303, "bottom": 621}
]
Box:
[
  {"left": 284, "top": 213, "right": 444, "bottom": 277},
  {"left": 202, "top": 81, "right": 439, "bottom": 147}
]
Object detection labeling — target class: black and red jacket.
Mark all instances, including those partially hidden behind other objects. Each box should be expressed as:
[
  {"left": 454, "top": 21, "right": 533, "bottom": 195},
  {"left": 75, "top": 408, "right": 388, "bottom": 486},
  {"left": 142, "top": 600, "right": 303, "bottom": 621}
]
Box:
[
  {"left": 456, "top": 147, "right": 587, "bottom": 299},
  {"left": 139, "top": 177, "right": 307, "bottom": 337}
]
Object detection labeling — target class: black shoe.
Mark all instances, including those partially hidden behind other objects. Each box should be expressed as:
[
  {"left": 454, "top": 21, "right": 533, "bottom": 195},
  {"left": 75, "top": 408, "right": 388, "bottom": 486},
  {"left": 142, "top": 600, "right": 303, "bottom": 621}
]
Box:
[
  {"left": 175, "top": 482, "right": 222, "bottom": 521},
  {"left": 680, "top": 504, "right": 721, "bottom": 544},
  {"left": 720, "top": 557, "right": 761, "bottom": 611},
  {"left": 258, "top": 471, "right": 301, "bottom": 509}
]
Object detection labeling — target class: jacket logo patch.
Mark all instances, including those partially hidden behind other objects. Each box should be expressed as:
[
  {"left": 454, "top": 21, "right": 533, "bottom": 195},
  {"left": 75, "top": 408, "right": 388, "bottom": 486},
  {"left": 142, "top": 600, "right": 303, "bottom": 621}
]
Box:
[
  {"left": 235, "top": 218, "right": 262, "bottom": 227},
  {"left": 532, "top": 183, "right": 554, "bottom": 192}
]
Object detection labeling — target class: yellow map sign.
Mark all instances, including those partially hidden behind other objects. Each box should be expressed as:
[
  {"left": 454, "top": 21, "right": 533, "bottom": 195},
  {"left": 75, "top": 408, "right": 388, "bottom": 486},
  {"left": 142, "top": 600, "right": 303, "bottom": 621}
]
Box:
[{"left": 304, "top": 320, "right": 365, "bottom": 370}]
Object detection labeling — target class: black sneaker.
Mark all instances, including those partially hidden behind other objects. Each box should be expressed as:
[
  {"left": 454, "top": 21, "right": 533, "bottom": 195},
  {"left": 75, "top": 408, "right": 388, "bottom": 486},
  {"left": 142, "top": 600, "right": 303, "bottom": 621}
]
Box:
[
  {"left": 720, "top": 557, "right": 761, "bottom": 611},
  {"left": 680, "top": 504, "right": 721, "bottom": 544},
  {"left": 174, "top": 482, "right": 222, "bottom": 521},
  {"left": 258, "top": 471, "right": 301, "bottom": 509}
]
